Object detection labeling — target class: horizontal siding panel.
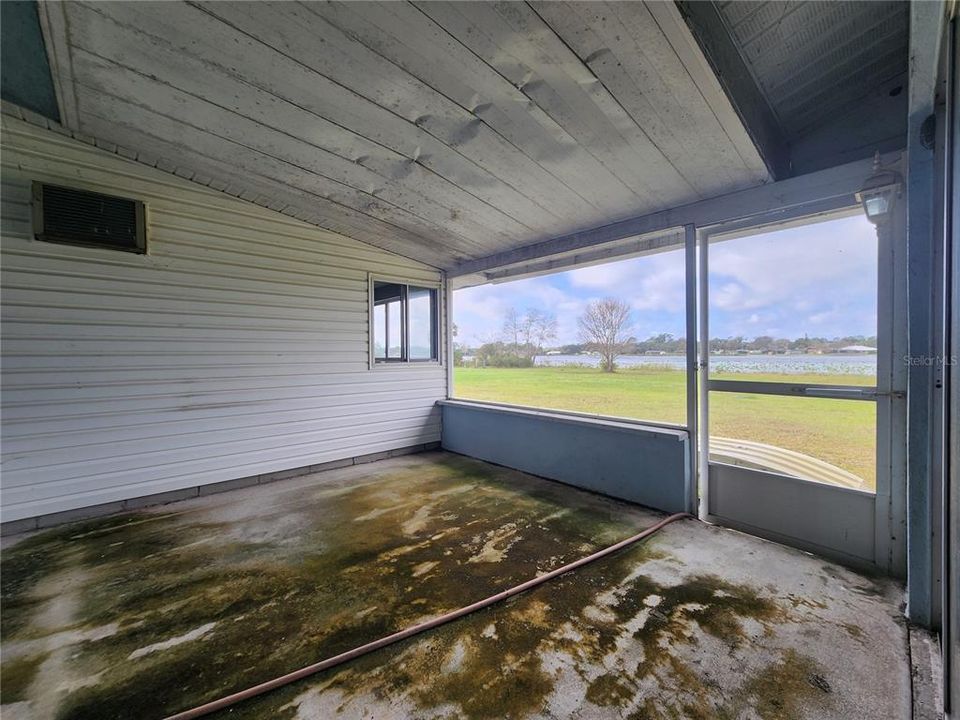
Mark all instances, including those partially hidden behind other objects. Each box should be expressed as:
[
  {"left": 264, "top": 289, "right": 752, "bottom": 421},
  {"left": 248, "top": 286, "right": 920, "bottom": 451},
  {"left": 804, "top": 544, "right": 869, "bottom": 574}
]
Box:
[
  {"left": 1, "top": 324, "right": 370, "bottom": 343},
  {"left": 4, "top": 395, "right": 438, "bottom": 437},
  {"left": 148, "top": 224, "right": 437, "bottom": 273},
  {"left": 7, "top": 428, "right": 442, "bottom": 519},
  {"left": 0, "top": 354, "right": 375, "bottom": 371},
  {"left": 2, "top": 306, "right": 367, "bottom": 327},
  {"left": 148, "top": 224, "right": 432, "bottom": 272},
  {"left": 1, "top": 364, "right": 402, "bottom": 386},
  {"left": 144, "top": 242, "right": 407, "bottom": 284},
  {"left": 149, "top": 217, "right": 438, "bottom": 270},
  {"left": 4, "top": 401, "right": 439, "bottom": 450},
  {"left": 2, "top": 376, "right": 444, "bottom": 408},
  {"left": 1, "top": 254, "right": 372, "bottom": 297},
  {"left": 1, "top": 242, "right": 436, "bottom": 293},
  {"left": 1, "top": 180, "right": 31, "bottom": 202},
  {"left": 2, "top": 217, "right": 32, "bottom": 237},
  {"left": 8, "top": 424, "right": 442, "bottom": 495},
  {"left": 1, "top": 291, "right": 368, "bottom": 317},
  {"left": 3, "top": 388, "right": 438, "bottom": 425},
  {"left": 2, "top": 368, "right": 444, "bottom": 393},
  {"left": 1, "top": 270, "right": 370, "bottom": 308},
  {"left": 1, "top": 118, "right": 446, "bottom": 522},
  {"left": 1, "top": 339, "right": 372, "bottom": 356},
  {"left": 1, "top": 198, "right": 29, "bottom": 218},
  {"left": 5, "top": 411, "right": 442, "bottom": 479}
]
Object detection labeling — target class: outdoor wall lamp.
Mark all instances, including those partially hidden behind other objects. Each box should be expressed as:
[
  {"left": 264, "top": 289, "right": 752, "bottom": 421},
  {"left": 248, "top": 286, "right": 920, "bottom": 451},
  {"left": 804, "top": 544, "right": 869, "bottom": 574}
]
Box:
[{"left": 855, "top": 151, "right": 902, "bottom": 225}]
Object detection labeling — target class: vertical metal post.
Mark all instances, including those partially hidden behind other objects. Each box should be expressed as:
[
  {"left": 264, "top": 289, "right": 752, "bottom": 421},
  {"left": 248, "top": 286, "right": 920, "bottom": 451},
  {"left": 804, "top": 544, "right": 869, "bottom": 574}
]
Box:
[
  {"left": 874, "top": 179, "right": 909, "bottom": 580},
  {"left": 941, "top": 16, "right": 956, "bottom": 712},
  {"left": 905, "top": 0, "right": 946, "bottom": 629},
  {"left": 444, "top": 274, "right": 454, "bottom": 399},
  {"left": 684, "top": 224, "right": 698, "bottom": 514},
  {"left": 697, "top": 227, "right": 710, "bottom": 520}
]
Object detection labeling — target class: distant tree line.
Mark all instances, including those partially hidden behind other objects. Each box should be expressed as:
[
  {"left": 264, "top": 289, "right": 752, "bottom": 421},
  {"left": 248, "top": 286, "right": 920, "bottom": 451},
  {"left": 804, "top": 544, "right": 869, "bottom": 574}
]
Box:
[
  {"left": 705, "top": 335, "right": 876, "bottom": 354},
  {"left": 455, "top": 299, "right": 876, "bottom": 371},
  {"left": 556, "top": 334, "right": 878, "bottom": 356}
]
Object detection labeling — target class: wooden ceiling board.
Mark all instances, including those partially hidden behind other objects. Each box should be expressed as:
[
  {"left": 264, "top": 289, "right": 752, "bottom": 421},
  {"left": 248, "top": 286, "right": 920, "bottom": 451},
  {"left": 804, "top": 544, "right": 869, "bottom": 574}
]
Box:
[{"left": 43, "top": 0, "right": 775, "bottom": 268}]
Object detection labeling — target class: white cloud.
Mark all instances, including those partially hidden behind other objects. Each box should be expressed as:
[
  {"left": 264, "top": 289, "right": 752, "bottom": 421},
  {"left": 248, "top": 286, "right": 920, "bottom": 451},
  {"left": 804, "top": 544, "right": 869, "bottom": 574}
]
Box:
[
  {"left": 454, "top": 276, "right": 589, "bottom": 345},
  {"left": 567, "top": 250, "right": 686, "bottom": 313},
  {"left": 807, "top": 310, "right": 837, "bottom": 325},
  {"left": 455, "top": 215, "right": 879, "bottom": 345},
  {"left": 709, "top": 215, "right": 876, "bottom": 313}
]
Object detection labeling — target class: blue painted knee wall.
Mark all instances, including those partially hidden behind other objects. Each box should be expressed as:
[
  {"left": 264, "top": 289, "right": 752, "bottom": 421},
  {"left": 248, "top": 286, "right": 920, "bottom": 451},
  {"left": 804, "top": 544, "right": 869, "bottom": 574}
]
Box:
[{"left": 439, "top": 400, "right": 690, "bottom": 514}]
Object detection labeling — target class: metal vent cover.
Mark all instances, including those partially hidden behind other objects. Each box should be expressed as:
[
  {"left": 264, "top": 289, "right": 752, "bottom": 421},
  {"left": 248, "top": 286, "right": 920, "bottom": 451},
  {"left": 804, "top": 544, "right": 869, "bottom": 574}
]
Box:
[{"left": 32, "top": 182, "right": 146, "bottom": 253}]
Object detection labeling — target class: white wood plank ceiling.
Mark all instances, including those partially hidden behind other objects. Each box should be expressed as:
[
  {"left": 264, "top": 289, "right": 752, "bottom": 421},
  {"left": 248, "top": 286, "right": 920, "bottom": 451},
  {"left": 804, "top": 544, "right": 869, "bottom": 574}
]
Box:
[{"left": 44, "top": 1, "right": 772, "bottom": 269}]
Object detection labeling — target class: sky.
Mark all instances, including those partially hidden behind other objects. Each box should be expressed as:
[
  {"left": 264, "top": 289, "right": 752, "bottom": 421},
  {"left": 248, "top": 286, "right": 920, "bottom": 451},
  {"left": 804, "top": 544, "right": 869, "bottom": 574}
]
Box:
[{"left": 453, "top": 214, "right": 878, "bottom": 347}]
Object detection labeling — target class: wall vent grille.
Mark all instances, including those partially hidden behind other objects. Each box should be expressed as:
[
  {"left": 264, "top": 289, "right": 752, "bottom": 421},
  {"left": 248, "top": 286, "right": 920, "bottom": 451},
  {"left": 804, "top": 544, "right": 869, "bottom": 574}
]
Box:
[{"left": 32, "top": 182, "right": 145, "bottom": 253}]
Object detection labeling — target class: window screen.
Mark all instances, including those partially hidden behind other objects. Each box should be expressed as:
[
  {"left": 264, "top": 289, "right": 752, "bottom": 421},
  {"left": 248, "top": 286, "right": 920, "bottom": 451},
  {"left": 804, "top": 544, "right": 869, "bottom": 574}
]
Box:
[{"left": 372, "top": 281, "right": 438, "bottom": 363}]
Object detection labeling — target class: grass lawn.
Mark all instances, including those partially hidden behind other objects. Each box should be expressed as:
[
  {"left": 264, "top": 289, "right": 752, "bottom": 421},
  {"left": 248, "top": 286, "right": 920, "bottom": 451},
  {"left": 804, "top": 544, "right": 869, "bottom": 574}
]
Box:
[{"left": 453, "top": 366, "right": 876, "bottom": 489}]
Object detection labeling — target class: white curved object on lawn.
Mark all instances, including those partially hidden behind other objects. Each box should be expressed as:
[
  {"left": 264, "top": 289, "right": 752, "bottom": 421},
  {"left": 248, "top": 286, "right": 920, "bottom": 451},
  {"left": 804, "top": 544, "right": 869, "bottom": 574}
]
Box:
[{"left": 709, "top": 437, "right": 867, "bottom": 490}]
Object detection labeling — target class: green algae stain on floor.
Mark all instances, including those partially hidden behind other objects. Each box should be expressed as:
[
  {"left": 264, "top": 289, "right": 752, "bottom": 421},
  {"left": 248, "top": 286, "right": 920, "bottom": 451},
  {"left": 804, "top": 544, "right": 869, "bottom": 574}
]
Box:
[
  {"left": 752, "top": 651, "right": 830, "bottom": 718},
  {"left": 724, "top": 649, "right": 833, "bottom": 720},
  {"left": 586, "top": 673, "right": 636, "bottom": 707},
  {"left": 0, "top": 652, "right": 47, "bottom": 704},
  {"left": 231, "top": 553, "right": 804, "bottom": 720},
  {"left": 0, "top": 454, "right": 823, "bottom": 720},
  {"left": 1, "top": 456, "right": 642, "bottom": 719}
]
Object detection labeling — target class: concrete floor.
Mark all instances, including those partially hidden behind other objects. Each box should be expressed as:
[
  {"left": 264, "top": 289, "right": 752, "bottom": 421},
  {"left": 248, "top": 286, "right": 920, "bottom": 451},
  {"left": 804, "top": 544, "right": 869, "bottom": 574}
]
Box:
[{"left": 1, "top": 452, "right": 910, "bottom": 720}]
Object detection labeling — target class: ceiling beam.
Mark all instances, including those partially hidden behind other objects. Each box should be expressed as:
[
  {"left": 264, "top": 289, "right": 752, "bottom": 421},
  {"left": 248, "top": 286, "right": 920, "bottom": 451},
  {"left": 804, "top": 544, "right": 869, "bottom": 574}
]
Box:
[
  {"left": 450, "top": 150, "right": 901, "bottom": 278},
  {"left": 674, "top": 0, "right": 791, "bottom": 180},
  {"left": 454, "top": 229, "right": 685, "bottom": 289}
]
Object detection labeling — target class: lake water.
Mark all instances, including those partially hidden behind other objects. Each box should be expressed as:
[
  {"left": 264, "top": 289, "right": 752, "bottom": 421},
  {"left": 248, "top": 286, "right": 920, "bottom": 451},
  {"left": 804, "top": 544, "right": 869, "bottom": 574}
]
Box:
[{"left": 533, "top": 353, "right": 877, "bottom": 376}]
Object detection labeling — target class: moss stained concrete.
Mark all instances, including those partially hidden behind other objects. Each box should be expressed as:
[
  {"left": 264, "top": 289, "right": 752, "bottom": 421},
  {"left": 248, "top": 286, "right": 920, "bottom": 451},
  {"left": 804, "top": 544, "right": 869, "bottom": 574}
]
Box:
[{"left": 0, "top": 452, "right": 909, "bottom": 720}]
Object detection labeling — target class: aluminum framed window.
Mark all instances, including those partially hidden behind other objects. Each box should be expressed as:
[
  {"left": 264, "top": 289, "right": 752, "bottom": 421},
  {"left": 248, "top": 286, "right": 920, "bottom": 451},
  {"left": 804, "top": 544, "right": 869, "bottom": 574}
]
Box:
[{"left": 370, "top": 278, "right": 439, "bottom": 364}]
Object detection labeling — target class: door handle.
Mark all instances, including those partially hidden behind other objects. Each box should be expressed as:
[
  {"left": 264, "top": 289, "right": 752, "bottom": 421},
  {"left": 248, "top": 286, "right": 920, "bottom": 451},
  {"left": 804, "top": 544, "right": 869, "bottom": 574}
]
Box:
[{"left": 802, "top": 388, "right": 904, "bottom": 400}]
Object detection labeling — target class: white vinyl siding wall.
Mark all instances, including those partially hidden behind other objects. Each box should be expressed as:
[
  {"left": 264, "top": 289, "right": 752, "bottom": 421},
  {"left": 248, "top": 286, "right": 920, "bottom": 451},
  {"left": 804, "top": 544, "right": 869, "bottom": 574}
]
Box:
[{"left": 0, "top": 117, "right": 445, "bottom": 522}]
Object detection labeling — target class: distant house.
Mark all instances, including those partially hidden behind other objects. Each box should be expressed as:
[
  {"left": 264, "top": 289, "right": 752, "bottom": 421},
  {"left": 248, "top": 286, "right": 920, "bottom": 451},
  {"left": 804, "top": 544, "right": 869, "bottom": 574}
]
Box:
[{"left": 838, "top": 345, "right": 877, "bottom": 353}]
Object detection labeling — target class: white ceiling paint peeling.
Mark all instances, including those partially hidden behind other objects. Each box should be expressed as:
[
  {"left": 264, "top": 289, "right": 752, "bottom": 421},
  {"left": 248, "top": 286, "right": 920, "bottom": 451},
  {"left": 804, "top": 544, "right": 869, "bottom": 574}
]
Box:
[{"left": 43, "top": 0, "right": 771, "bottom": 269}]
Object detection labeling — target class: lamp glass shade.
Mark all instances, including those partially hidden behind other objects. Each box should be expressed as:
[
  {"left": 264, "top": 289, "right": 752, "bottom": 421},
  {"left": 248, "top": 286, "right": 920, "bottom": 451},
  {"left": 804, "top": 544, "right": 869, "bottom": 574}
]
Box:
[
  {"left": 856, "top": 182, "right": 897, "bottom": 225},
  {"left": 863, "top": 193, "right": 891, "bottom": 219}
]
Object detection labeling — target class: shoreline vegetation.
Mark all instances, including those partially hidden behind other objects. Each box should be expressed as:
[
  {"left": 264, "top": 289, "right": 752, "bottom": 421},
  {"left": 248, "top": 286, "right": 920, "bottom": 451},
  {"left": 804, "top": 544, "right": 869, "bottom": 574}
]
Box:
[
  {"left": 453, "top": 365, "right": 876, "bottom": 489},
  {"left": 456, "top": 332, "right": 878, "bottom": 370}
]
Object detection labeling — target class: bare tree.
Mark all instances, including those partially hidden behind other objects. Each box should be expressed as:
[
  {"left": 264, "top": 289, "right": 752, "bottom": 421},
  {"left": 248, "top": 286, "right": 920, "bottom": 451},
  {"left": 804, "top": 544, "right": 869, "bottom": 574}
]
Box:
[
  {"left": 578, "top": 298, "right": 632, "bottom": 372},
  {"left": 501, "top": 307, "right": 523, "bottom": 351},
  {"left": 521, "top": 309, "right": 558, "bottom": 357},
  {"left": 500, "top": 307, "right": 557, "bottom": 361}
]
